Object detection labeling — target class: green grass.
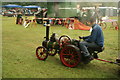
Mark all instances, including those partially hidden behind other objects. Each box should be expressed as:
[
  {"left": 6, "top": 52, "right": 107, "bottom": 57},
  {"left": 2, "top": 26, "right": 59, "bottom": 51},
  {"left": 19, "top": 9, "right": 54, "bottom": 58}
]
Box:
[{"left": 2, "top": 16, "right": 119, "bottom": 78}]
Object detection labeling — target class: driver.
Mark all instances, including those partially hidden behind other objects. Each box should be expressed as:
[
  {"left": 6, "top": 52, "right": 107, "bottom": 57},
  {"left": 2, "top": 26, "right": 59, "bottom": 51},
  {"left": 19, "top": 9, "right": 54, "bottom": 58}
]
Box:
[{"left": 79, "top": 17, "right": 104, "bottom": 63}]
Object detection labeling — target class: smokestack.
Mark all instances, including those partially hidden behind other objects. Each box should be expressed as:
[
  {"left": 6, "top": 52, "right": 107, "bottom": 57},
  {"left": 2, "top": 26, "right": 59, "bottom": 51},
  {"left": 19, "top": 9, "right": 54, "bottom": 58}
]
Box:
[{"left": 45, "top": 19, "right": 50, "bottom": 41}]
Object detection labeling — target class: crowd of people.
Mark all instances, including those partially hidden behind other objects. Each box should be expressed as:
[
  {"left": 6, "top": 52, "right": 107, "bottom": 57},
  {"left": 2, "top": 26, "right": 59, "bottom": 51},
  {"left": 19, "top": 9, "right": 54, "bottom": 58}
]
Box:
[
  {"left": 1, "top": 8, "right": 38, "bottom": 17},
  {"left": 15, "top": 8, "right": 48, "bottom": 28},
  {"left": 1, "top": 5, "right": 118, "bottom": 30}
]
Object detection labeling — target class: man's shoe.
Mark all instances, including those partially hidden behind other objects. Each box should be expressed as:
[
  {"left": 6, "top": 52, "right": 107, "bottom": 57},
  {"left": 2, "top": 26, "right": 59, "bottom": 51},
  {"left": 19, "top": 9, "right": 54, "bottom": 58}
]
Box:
[
  {"left": 116, "top": 59, "right": 120, "bottom": 63},
  {"left": 93, "top": 53, "right": 98, "bottom": 59},
  {"left": 84, "top": 56, "right": 93, "bottom": 64}
]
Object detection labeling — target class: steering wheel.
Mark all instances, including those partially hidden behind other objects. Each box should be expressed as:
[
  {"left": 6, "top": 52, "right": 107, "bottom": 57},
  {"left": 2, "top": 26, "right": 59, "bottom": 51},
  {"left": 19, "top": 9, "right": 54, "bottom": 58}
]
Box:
[{"left": 58, "top": 35, "right": 72, "bottom": 47}]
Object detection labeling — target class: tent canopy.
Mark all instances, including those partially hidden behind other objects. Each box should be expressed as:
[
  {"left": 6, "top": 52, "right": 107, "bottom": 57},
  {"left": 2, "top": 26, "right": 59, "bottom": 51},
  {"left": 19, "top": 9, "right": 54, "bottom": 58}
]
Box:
[
  {"left": 2, "top": 4, "right": 22, "bottom": 8},
  {"left": 23, "top": 5, "right": 40, "bottom": 8}
]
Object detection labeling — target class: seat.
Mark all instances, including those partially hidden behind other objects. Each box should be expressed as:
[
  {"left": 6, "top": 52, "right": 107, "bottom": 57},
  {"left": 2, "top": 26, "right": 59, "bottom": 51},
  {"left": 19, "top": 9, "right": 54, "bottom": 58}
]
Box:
[
  {"left": 88, "top": 47, "right": 104, "bottom": 53},
  {"left": 93, "top": 47, "right": 105, "bottom": 53},
  {"left": 88, "top": 47, "right": 105, "bottom": 59}
]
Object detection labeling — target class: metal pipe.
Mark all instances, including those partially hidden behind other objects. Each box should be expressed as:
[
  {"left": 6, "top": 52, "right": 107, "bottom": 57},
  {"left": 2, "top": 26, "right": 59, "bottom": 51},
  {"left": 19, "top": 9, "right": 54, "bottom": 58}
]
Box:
[
  {"left": 46, "top": 25, "right": 49, "bottom": 41},
  {"left": 44, "top": 19, "right": 50, "bottom": 41},
  {"left": 94, "top": 58, "right": 120, "bottom": 66}
]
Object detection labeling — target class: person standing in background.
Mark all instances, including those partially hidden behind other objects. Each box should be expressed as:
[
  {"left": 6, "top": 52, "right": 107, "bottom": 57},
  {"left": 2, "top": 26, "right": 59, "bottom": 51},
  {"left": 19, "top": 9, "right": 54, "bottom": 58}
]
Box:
[
  {"left": 16, "top": 11, "right": 23, "bottom": 24},
  {"left": 76, "top": 4, "right": 82, "bottom": 21}
]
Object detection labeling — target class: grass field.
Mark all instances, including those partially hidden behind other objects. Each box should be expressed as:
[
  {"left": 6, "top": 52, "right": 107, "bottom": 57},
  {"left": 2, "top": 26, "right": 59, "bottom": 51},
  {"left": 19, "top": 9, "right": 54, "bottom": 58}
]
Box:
[{"left": 2, "top": 16, "right": 120, "bottom": 78}]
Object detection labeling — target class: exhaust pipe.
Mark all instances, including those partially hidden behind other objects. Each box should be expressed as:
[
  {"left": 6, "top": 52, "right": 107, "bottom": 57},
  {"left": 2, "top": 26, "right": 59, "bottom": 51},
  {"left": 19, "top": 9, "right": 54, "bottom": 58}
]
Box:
[{"left": 43, "top": 18, "right": 50, "bottom": 41}]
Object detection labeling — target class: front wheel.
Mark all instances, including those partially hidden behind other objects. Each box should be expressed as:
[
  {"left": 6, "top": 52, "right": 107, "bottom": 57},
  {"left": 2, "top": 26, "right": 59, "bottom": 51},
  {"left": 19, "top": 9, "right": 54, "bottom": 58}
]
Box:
[
  {"left": 36, "top": 46, "right": 48, "bottom": 61},
  {"left": 48, "top": 48, "right": 57, "bottom": 56}
]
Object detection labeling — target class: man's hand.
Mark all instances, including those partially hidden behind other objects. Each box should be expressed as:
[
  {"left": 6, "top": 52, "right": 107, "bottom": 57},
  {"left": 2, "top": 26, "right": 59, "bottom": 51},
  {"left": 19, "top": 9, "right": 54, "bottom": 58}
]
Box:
[{"left": 79, "top": 36, "right": 83, "bottom": 39}]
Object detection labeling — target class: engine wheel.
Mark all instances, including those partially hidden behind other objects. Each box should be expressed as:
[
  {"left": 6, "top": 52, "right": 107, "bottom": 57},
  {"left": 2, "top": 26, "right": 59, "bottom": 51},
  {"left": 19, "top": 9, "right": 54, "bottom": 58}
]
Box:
[
  {"left": 36, "top": 46, "right": 48, "bottom": 61},
  {"left": 59, "top": 35, "right": 71, "bottom": 47},
  {"left": 60, "top": 45, "right": 81, "bottom": 68},
  {"left": 48, "top": 48, "right": 57, "bottom": 56}
]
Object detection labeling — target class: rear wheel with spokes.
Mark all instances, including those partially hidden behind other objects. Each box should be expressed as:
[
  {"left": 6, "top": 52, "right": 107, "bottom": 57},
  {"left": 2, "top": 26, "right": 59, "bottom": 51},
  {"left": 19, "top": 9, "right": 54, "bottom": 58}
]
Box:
[{"left": 60, "top": 45, "right": 81, "bottom": 68}]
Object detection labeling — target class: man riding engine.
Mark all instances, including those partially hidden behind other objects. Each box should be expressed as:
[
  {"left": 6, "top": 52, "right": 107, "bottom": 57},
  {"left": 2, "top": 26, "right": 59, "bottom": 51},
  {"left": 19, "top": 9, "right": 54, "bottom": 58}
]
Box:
[
  {"left": 79, "top": 17, "right": 104, "bottom": 63},
  {"left": 36, "top": 17, "right": 120, "bottom": 68}
]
